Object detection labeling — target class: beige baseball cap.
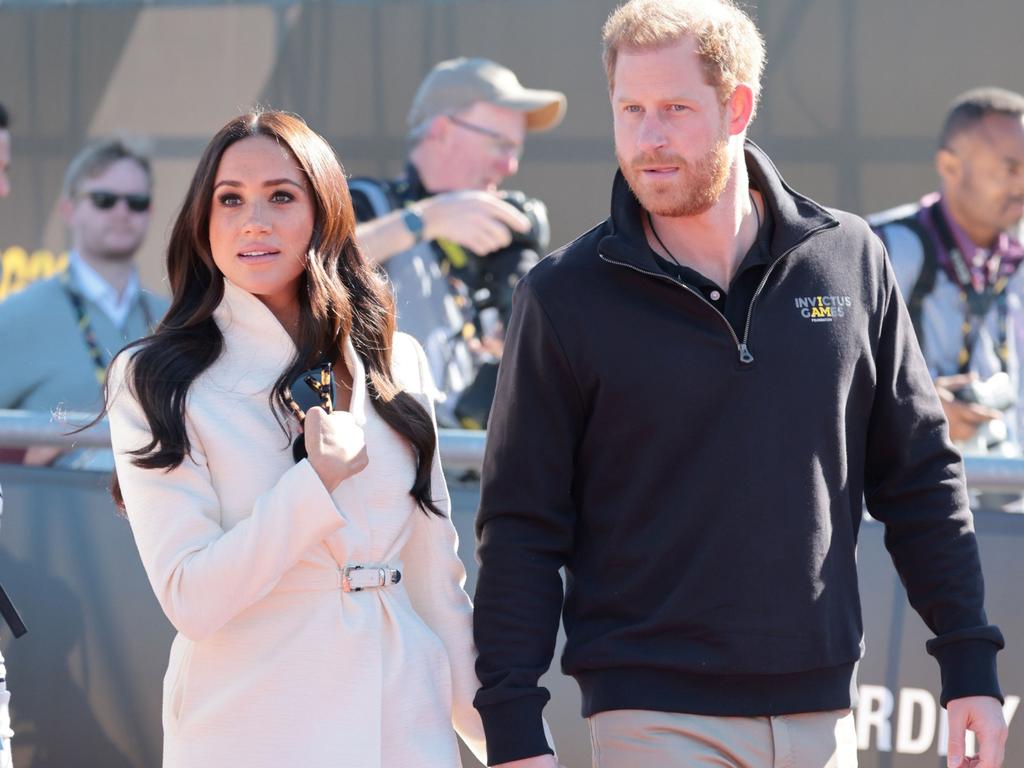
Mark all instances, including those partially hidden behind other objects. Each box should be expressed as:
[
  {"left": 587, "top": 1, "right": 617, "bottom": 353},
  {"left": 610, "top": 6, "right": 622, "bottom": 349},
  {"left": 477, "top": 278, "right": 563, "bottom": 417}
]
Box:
[{"left": 407, "top": 57, "right": 567, "bottom": 133}]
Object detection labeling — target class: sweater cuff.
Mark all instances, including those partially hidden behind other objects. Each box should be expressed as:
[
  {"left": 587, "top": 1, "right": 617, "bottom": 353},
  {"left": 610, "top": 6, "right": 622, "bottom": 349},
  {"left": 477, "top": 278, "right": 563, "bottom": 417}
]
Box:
[
  {"left": 926, "top": 631, "right": 1005, "bottom": 706},
  {"left": 476, "top": 695, "right": 552, "bottom": 766}
]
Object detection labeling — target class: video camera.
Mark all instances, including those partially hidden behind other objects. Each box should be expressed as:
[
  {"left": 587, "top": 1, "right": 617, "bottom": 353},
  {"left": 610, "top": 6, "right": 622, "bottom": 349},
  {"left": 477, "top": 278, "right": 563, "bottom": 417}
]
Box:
[
  {"left": 453, "top": 190, "right": 550, "bottom": 327},
  {"left": 445, "top": 191, "right": 550, "bottom": 430},
  {"left": 493, "top": 190, "right": 550, "bottom": 255}
]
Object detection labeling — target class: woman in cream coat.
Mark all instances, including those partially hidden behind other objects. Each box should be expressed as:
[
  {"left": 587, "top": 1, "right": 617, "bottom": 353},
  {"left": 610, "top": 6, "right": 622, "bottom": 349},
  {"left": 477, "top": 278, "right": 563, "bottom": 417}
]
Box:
[{"left": 105, "top": 110, "right": 486, "bottom": 767}]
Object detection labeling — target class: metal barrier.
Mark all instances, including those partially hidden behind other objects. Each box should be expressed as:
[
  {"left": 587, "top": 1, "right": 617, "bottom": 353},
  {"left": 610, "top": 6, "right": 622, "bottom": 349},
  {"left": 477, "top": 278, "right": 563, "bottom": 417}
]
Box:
[
  {"left": 0, "top": 410, "right": 110, "bottom": 449},
  {"left": 0, "top": 409, "right": 485, "bottom": 473},
  {"left": 0, "top": 410, "right": 1020, "bottom": 767},
  {"left": 4, "top": 409, "right": 1024, "bottom": 490}
]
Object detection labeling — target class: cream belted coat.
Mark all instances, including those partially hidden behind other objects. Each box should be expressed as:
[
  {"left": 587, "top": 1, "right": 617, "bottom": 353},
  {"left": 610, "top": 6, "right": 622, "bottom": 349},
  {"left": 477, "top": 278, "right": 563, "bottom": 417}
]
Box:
[{"left": 108, "top": 280, "right": 487, "bottom": 768}]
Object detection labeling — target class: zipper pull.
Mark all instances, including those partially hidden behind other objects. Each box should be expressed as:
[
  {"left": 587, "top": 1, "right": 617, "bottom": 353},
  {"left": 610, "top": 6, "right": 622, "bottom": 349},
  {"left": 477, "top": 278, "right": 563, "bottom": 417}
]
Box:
[{"left": 737, "top": 343, "right": 754, "bottom": 364}]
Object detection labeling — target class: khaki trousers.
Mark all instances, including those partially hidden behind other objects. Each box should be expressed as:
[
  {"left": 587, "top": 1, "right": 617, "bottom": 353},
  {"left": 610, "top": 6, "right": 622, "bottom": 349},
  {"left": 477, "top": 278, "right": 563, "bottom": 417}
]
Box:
[{"left": 588, "top": 708, "right": 858, "bottom": 768}]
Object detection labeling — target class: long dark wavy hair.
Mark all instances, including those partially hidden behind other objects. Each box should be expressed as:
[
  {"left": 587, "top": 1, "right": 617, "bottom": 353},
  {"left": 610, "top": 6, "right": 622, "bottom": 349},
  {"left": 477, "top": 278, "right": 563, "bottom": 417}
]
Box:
[{"left": 107, "top": 109, "right": 441, "bottom": 515}]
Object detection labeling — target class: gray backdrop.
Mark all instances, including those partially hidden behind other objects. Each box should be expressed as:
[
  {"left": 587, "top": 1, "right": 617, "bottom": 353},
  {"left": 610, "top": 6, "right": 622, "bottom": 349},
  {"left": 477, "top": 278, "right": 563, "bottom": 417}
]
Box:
[{"left": 1, "top": 0, "right": 1023, "bottom": 298}]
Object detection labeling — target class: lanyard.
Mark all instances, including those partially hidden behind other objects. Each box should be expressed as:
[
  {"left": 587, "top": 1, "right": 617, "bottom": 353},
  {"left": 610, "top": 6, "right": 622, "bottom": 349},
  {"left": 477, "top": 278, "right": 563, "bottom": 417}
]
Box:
[
  {"left": 59, "top": 271, "right": 156, "bottom": 385},
  {"left": 929, "top": 204, "right": 1012, "bottom": 374}
]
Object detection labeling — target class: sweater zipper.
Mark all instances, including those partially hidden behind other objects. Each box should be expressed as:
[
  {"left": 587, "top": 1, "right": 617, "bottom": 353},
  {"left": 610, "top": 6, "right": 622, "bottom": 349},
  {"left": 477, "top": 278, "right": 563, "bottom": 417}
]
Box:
[
  {"left": 598, "top": 253, "right": 748, "bottom": 357},
  {"left": 599, "top": 221, "right": 838, "bottom": 365}
]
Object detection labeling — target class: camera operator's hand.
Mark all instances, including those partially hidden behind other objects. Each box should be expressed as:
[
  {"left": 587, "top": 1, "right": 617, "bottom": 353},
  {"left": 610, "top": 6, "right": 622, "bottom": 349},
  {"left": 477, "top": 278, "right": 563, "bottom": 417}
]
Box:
[
  {"left": 935, "top": 374, "right": 1004, "bottom": 442},
  {"left": 419, "top": 191, "right": 532, "bottom": 256},
  {"left": 468, "top": 333, "right": 505, "bottom": 359},
  {"left": 304, "top": 407, "right": 368, "bottom": 492}
]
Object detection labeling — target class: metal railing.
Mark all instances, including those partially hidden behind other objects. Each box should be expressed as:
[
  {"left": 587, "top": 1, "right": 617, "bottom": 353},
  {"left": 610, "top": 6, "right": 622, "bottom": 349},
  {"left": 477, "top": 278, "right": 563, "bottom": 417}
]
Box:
[
  {"left": 3, "top": 408, "right": 1024, "bottom": 492},
  {"left": 0, "top": 409, "right": 487, "bottom": 474}
]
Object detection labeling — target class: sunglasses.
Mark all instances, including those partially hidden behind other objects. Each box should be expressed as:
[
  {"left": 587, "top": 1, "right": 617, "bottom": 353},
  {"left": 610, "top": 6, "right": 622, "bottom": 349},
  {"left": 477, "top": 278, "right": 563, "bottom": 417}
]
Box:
[
  {"left": 85, "top": 190, "right": 151, "bottom": 213},
  {"left": 281, "top": 362, "right": 336, "bottom": 463}
]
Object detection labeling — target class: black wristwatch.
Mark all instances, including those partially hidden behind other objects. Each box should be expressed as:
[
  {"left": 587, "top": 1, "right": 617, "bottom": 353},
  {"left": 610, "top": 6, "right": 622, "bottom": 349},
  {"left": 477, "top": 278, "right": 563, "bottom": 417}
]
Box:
[{"left": 401, "top": 207, "right": 425, "bottom": 243}]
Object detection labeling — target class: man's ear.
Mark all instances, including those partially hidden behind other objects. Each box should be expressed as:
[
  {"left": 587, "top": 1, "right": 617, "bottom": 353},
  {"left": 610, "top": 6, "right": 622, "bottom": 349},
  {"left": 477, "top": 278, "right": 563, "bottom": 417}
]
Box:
[
  {"left": 936, "top": 147, "right": 963, "bottom": 189},
  {"left": 726, "top": 84, "right": 755, "bottom": 137},
  {"left": 423, "top": 115, "right": 449, "bottom": 145},
  {"left": 59, "top": 195, "right": 76, "bottom": 226}
]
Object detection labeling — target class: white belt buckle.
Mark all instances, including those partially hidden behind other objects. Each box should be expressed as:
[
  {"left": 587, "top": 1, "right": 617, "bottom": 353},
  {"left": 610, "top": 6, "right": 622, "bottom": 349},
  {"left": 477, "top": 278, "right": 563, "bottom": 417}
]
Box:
[{"left": 341, "top": 564, "right": 401, "bottom": 593}]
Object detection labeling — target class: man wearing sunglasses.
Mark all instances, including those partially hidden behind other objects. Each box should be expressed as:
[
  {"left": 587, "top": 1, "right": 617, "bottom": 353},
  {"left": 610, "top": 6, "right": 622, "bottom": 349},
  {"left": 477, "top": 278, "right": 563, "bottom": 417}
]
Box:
[
  {"left": 0, "top": 138, "right": 168, "bottom": 440},
  {"left": 351, "top": 58, "right": 566, "bottom": 428}
]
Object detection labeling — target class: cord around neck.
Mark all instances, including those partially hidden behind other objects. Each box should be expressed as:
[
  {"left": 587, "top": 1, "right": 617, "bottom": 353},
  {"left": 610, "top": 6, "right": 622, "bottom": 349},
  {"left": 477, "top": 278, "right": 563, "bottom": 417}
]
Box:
[{"left": 647, "top": 190, "right": 761, "bottom": 272}]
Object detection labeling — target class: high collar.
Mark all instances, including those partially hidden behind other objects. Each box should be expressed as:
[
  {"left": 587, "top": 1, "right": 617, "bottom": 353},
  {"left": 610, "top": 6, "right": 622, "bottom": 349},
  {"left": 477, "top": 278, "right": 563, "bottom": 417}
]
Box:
[
  {"left": 600, "top": 139, "right": 839, "bottom": 271},
  {"left": 213, "top": 279, "right": 367, "bottom": 425}
]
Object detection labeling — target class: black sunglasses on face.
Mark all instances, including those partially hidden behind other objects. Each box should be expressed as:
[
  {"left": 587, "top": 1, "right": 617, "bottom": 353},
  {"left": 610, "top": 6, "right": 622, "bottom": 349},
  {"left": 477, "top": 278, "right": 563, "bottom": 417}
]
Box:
[{"left": 85, "top": 190, "right": 151, "bottom": 213}]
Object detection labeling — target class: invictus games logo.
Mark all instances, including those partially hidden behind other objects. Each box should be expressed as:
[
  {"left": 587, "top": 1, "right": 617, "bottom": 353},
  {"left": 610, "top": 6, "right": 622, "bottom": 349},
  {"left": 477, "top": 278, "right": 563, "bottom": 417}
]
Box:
[{"left": 795, "top": 295, "right": 852, "bottom": 322}]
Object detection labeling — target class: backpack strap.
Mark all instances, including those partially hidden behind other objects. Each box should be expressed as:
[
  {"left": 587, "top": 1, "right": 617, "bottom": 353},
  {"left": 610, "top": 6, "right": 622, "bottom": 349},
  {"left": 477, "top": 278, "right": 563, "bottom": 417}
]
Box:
[
  {"left": 348, "top": 177, "right": 400, "bottom": 218},
  {"left": 876, "top": 208, "right": 939, "bottom": 340}
]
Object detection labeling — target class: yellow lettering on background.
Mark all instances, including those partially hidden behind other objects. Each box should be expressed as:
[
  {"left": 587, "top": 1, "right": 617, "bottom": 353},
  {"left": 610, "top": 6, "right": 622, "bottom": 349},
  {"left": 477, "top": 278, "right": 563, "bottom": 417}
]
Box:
[
  {"left": 0, "top": 247, "right": 69, "bottom": 301},
  {"left": 0, "top": 247, "right": 27, "bottom": 299}
]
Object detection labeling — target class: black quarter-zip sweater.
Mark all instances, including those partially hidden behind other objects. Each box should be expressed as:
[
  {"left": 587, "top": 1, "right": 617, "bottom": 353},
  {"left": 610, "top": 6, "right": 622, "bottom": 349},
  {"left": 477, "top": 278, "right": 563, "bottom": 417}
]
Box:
[{"left": 472, "top": 142, "right": 1005, "bottom": 766}]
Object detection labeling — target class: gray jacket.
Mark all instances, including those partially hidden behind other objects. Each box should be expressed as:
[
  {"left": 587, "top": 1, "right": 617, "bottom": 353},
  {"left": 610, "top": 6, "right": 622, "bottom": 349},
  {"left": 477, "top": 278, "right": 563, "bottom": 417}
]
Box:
[{"left": 0, "top": 271, "right": 167, "bottom": 412}]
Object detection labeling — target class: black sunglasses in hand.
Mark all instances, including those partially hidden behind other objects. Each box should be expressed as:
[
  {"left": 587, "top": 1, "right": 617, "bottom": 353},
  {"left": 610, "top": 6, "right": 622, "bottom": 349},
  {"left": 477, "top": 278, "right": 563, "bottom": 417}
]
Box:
[
  {"left": 282, "top": 363, "right": 336, "bottom": 463},
  {"left": 85, "top": 190, "right": 152, "bottom": 213}
]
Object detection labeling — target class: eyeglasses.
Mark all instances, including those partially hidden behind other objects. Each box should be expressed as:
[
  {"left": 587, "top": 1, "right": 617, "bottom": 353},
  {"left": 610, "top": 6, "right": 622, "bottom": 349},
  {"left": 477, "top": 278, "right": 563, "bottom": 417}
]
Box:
[
  {"left": 84, "top": 190, "right": 151, "bottom": 213},
  {"left": 446, "top": 115, "right": 523, "bottom": 159}
]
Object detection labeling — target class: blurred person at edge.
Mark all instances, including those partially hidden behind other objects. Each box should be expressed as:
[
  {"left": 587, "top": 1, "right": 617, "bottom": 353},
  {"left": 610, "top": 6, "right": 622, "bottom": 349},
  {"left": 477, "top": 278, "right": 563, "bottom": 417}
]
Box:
[
  {"left": 0, "top": 100, "right": 15, "bottom": 768},
  {"left": 102, "top": 109, "right": 498, "bottom": 767},
  {"left": 350, "top": 58, "right": 566, "bottom": 429},
  {"left": 0, "top": 138, "right": 168, "bottom": 466},
  {"left": 471, "top": 2, "right": 1008, "bottom": 768},
  {"left": 870, "top": 90, "right": 1024, "bottom": 470},
  {"left": 0, "top": 102, "right": 10, "bottom": 198}
]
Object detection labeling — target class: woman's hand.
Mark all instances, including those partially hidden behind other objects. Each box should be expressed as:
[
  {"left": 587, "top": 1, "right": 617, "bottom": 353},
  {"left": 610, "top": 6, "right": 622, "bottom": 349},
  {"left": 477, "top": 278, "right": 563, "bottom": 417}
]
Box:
[{"left": 303, "top": 407, "right": 368, "bottom": 491}]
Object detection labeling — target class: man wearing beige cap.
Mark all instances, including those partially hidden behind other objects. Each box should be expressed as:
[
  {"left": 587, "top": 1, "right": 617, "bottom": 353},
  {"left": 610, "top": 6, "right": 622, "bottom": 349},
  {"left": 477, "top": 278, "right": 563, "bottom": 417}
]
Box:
[{"left": 351, "top": 57, "right": 566, "bottom": 428}]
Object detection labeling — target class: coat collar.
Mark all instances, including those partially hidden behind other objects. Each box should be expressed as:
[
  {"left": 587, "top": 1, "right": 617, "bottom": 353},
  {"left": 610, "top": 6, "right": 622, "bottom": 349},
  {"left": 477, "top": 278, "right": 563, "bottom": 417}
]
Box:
[
  {"left": 600, "top": 139, "right": 839, "bottom": 271},
  {"left": 213, "top": 279, "right": 367, "bottom": 425}
]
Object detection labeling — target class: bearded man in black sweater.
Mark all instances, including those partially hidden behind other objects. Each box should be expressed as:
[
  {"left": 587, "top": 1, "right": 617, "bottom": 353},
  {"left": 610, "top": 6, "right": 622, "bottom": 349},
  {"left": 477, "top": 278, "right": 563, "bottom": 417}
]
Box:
[{"left": 471, "top": 2, "right": 1008, "bottom": 767}]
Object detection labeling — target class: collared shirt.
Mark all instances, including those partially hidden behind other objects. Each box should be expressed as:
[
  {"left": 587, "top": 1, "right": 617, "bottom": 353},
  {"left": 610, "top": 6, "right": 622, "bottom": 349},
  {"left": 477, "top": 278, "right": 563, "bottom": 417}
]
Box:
[
  {"left": 68, "top": 251, "right": 142, "bottom": 329},
  {"left": 651, "top": 187, "right": 776, "bottom": 339},
  {"left": 918, "top": 191, "right": 1024, "bottom": 292}
]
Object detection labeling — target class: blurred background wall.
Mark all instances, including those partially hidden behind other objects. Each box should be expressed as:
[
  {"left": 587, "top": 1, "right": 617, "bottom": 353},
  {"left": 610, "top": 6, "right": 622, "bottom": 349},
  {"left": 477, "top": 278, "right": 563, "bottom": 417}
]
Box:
[{"left": 1, "top": 0, "right": 1022, "bottom": 299}]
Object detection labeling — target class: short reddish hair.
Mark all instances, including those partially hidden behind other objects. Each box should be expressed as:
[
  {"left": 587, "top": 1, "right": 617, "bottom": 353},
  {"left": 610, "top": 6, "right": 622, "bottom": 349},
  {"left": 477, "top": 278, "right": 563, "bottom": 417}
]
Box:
[{"left": 603, "top": 0, "right": 766, "bottom": 118}]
